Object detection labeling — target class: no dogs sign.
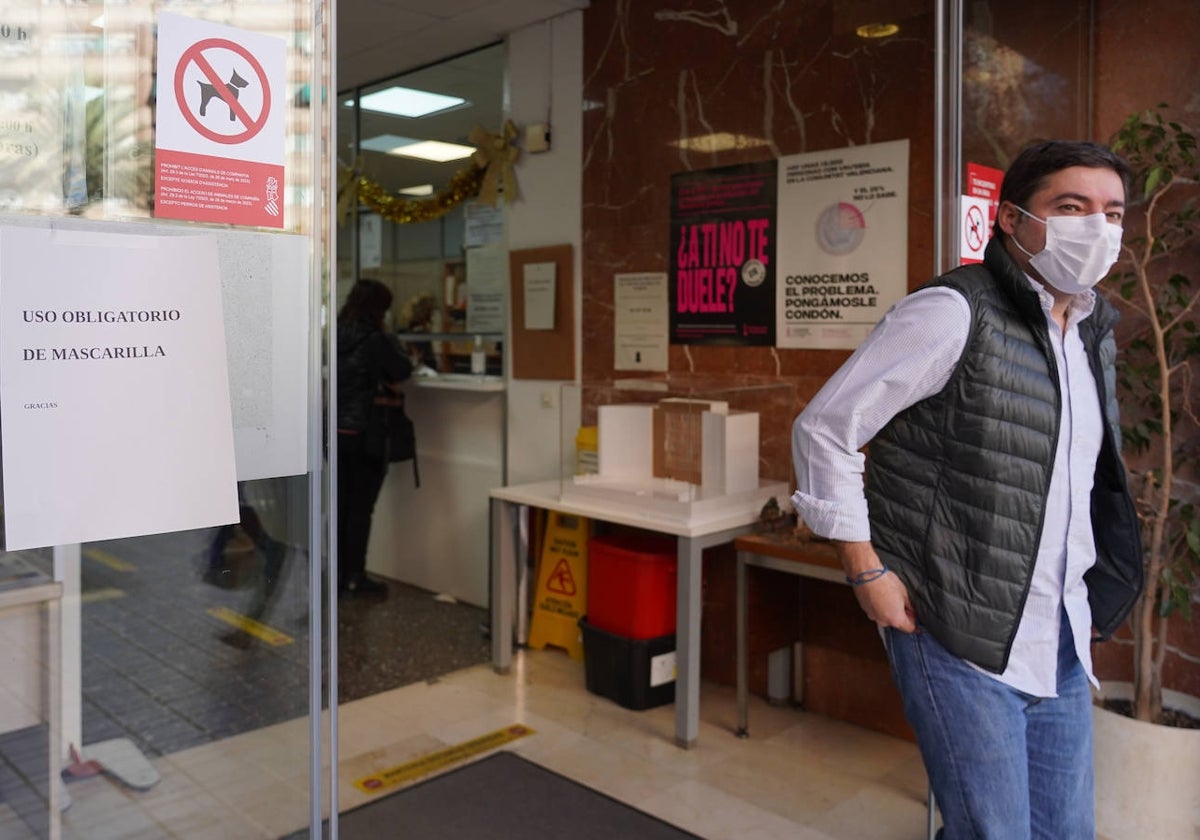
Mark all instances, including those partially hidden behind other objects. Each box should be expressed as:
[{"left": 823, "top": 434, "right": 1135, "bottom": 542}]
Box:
[{"left": 154, "top": 13, "right": 286, "bottom": 228}]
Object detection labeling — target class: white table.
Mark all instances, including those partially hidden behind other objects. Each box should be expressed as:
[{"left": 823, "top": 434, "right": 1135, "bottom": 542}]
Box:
[{"left": 489, "top": 479, "right": 787, "bottom": 748}]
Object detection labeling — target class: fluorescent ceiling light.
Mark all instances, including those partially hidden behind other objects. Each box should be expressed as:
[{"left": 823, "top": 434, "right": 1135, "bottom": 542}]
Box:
[
  {"left": 390, "top": 140, "right": 475, "bottom": 162},
  {"left": 399, "top": 184, "right": 434, "bottom": 196},
  {"left": 360, "top": 134, "right": 475, "bottom": 162},
  {"left": 669, "top": 132, "right": 769, "bottom": 153},
  {"left": 358, "top": 85, "right": 466, "bottom": 118}
]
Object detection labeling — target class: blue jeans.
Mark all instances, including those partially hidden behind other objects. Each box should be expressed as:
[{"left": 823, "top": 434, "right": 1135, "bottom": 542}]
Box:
[{"left": 884, "top": 622, "right": 1094, "bottom": 840}]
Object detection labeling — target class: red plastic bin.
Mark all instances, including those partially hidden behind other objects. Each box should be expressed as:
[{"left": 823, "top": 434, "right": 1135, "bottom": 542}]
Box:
[{"left": 587, "top": 532, "right": 677, "bottom": 640}]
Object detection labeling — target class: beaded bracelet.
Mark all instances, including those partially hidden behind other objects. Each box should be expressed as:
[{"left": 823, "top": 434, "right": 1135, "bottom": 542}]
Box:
[{"left": 845, "top": 566, "right": 889, "bottom": 586}]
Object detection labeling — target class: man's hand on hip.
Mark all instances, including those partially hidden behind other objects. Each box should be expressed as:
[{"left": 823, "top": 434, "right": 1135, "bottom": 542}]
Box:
[{"left": 834, "top": 540, "right": 917, "bottom": 633}]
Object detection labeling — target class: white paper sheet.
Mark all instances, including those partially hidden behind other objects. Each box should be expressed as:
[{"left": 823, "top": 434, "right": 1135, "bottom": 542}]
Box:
[
  {"left": 0, "top": 226, "right": 239, "bottom": 549},
  {"left": 614, "top": 272, "right": 668, "bottom": 371},
  {"left": 523, "top": 261, "right": 556, "bottom": 330}
]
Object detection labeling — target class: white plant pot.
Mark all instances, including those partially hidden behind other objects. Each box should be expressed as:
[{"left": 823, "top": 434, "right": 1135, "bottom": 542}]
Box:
[{"left": 1092, "top": 703, "right": 1200, "bottom": 839}]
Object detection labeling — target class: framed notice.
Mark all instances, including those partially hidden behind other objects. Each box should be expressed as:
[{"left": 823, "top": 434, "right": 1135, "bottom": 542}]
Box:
[{"left": 509, "top": 245, "right": 573, "bottom": 380}]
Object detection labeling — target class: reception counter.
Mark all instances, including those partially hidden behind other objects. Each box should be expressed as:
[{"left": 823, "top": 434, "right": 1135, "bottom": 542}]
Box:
[{"left": 366, "top": 375, "right": 505, "bottom": 607}]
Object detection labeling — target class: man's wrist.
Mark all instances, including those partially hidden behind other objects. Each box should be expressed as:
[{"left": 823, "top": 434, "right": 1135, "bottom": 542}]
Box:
[
  {"left": 845, "top": 566, "right": 890, "bottom": 586},
  {"left": 832, "top": 539, "right": 878, "bottom": 573}
]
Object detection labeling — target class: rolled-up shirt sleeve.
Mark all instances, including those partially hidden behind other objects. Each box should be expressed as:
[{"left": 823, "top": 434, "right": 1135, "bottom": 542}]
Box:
[{"left": 791, "top": 287, "right": 971, "bottom": 541}]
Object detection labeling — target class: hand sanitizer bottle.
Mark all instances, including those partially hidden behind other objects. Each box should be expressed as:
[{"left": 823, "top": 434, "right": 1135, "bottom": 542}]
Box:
[{"left": 471, "top": 335, "right": 486, "bottom": 376}]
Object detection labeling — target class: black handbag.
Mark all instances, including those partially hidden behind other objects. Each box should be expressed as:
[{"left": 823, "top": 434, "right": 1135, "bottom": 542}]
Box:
[{"left": 364, "top": 389, "right": 420, "bottom": 485}]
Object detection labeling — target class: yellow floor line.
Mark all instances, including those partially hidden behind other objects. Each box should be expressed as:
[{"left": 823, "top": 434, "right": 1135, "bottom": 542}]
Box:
[
  {"left": 206, "top": 606, "right": 294, "bottom": 647},
  {"left": 81, "top": 587, "right": 126, "bottom": 604},
  {"left": 83, "top": 549, "right": 136, "bottom": 573},
  {"left": 353, "top": 724, "right": 536, "bottom": 795}
]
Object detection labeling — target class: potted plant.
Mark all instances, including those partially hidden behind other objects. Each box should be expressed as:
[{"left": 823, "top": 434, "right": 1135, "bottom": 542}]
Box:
[{"left": 1092, "top": 105, "right": 1200, "bottom": 839}]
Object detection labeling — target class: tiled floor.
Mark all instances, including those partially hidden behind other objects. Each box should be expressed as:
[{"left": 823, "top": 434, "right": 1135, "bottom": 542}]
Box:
[
  {"left": 56, "top": 649, "right": 936, "bottom": 840},
  {"left": 76, "top": 529, "right": 490, "bottom": 760},
  {"left": 0, "top": 511, "right": 940, "bottom": 839},
  {"left": 0, "top": 515, "right": 492, "bottom": 840}
]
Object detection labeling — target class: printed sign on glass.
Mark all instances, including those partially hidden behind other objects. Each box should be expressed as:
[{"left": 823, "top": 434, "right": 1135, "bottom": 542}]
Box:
[
  {"left": 961, "top": 162, "right": 1004, "bottom": 264},
  {"left": 0, "top": 225, "right": 239, "bottom": 550},
  {"left": 154, "top": 13, "right": 286, "bottom": 228}
]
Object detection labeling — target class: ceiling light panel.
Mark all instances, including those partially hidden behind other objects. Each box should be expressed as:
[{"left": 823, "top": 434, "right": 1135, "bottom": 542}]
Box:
[
  {"left": 358, "top": 85, "right": 467, "bottom": 118},
  {"left": 388, "top": 140, "right": 475, "bottom": 162}
]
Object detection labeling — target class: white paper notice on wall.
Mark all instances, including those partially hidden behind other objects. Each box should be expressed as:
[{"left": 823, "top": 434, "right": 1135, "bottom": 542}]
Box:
[
  {"left": 522, "top": 261, "right": 556, "bottom": 330},
  {"left": 614, "top": 272, "right": 668, "bottom": 371},
  {"left": 359, "top": 213, "right": 382, "bottom": 269},
  {"left": 0, "top": 226, "right": 239, "bottom": 550}
]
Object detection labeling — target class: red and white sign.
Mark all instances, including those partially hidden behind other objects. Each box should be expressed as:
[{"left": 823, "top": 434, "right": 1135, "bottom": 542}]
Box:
[
  {"left": 960, "top": 196, "right": 990, "bottom": 264},
  {"left": 154, "top": 14, "right": 286, "bottom": 228},
  {"left": 960, "top": 162, "right": 1004, "bottom": 265}
]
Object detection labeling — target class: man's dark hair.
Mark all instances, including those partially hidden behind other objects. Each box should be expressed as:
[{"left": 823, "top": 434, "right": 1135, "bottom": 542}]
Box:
[
  {"left": 337, "top": 278, "right": 393, "bottom": 328},
  {"left": 993, "top": 140, "right": 1132, "bottom": 237}
]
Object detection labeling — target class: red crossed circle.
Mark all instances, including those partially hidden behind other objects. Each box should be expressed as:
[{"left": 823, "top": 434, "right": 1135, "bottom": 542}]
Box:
[
  {"left": 964, "top": 204, "right": 986, "bottom": 251},
  {"left": 175, "top": 38, "right": 271, "bottom": 145}
]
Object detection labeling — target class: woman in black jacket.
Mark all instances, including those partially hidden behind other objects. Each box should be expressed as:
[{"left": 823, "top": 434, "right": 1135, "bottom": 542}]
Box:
[{"left": 336, "top": 279, "right": 413, "bottom": 597}]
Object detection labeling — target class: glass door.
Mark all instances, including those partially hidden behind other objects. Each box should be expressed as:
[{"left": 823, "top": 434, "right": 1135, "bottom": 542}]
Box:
[{"left": 0, "top": 0, "right": 331, "bottom": 836}]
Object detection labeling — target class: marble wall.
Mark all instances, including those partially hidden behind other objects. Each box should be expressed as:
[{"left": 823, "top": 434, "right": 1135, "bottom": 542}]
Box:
[
  {"left": 577, "top": 0, "right": 1200, "bottom": 720},
  {"left": 580, "top": 0, "right": 940, "bottom": 486},
  {"left": 576, "top": 0, "right": 1192, "bottom": 482}
]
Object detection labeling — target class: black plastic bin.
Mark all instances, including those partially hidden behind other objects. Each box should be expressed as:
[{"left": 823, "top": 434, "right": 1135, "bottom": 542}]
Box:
[{"left": 580, "top": 617, "right": 676, "bottom": 710}]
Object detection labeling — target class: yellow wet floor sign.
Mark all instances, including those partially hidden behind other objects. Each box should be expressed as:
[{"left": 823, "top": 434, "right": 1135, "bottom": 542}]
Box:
[{"left": 527, "top": 511, "right": 588, "bottom": 660}]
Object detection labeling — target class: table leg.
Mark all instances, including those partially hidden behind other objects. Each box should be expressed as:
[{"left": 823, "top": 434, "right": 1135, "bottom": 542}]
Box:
[
  {"left": 490, "top": 497, "right": 514, "bottom": 674},
  {"left": 674, "top": 536, "right": 703, "bottom": 748},
  {"left": 736, "top": 550, "right": 749, "bottom": 738},
  {"left": 514, "top": 504, "right": 531, "bottom": 646}
]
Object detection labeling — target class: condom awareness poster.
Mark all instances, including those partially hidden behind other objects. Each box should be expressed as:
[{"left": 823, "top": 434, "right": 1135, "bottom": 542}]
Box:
[{"left": 775, "top": 139, "right": 909, "bottom": 350}]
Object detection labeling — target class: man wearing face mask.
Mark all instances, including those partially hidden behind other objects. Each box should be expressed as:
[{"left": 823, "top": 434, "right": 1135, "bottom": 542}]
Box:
[{"left": 790, "top": 140, "right": 1143, "bottom": 839}]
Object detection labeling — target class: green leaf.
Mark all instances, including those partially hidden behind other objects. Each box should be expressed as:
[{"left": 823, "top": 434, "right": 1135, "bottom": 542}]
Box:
[{"left": 1145, "top": 166, "right": 1166, "bottom": 195}]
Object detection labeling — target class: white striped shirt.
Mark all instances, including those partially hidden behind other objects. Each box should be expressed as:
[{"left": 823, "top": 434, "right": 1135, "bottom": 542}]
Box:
[{"left": 791, "top": 282, "right": 1102, "bottom": 697}]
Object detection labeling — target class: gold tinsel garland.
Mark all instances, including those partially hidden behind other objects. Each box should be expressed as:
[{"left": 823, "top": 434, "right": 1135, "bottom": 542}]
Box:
[
  {"left": 343, "top": 163, "right": 486, "bottom": 226},
  {"left": 337, "top": 122, "right": 520, "bottom": 226}
]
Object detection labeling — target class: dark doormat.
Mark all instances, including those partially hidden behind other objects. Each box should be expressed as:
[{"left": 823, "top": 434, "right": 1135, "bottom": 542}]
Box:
[{"left": 281, "top": 750, "right": 703, "bottom": 839}]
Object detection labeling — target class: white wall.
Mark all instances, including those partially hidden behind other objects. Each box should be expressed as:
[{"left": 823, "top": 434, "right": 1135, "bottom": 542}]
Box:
[{"left": 504, "top": 12, "right": 584, "bottom": 486}]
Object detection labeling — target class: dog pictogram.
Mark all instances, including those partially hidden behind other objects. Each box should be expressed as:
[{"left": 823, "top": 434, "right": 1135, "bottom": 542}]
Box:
[
  {"left": 198, "top": 68, "right": 250, "bottom": 121},
  {"left": 174, "top": 38, "right": 271, "bottom": 145}
]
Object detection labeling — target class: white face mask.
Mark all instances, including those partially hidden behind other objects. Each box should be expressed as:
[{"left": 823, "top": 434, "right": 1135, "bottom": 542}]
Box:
[{"left": 1011, "top": 206, "right": 1123, "bottom": 295}]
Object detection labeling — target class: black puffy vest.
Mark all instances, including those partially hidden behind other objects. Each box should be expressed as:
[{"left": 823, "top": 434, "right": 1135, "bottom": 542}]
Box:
[{"left": 865, "top": 239, "right": 1142, "bottom": 673}]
